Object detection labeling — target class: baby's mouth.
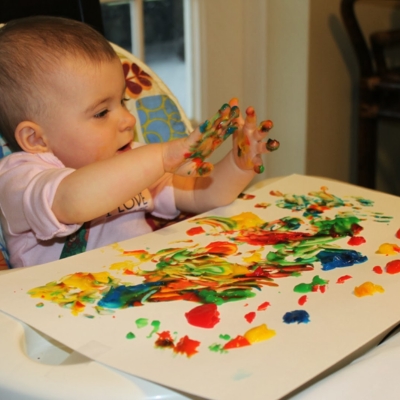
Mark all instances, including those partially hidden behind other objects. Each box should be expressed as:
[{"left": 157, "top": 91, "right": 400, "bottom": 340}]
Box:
[{"left": 117, "top": 142, "right": 132, "bottom": 154}]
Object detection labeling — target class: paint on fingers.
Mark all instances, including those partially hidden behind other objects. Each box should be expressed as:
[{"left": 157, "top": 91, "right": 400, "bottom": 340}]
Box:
[{"left": 266, "top": 138, "right": 280, "bottom": 152}]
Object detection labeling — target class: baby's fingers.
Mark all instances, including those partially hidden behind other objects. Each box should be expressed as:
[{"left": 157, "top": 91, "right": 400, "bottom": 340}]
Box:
[
  {"left": 259, "top": 120, "right": 280, "bottom": 152},
  {"left": 251, "top": 154, "right": 265, "bottom": 174},
  {"left": 266, "top": 138, "right": 280, "bottom": 152}
]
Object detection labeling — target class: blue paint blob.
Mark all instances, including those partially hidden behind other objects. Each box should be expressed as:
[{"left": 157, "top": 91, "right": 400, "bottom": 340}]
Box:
[
  {"left": 283, "top": 310, "right": 310, "bottom": 324},
  {"left": 98, "top": 281, "right": 164, "bottom": 308},
  {"left": 316, "top": 249, "right": 367, "bottom": 271}
]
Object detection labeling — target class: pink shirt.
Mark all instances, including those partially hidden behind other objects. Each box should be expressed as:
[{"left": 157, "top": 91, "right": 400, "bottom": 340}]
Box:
[{"left": 0, "top": 150, "right": 179, "bottom": 268}]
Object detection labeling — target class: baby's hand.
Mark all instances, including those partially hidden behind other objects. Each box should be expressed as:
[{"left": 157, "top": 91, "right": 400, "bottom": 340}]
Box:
[
  {"left": 163, "top": 103, "right": 239, "bottom": 176},
  {"left": 230, "top": 98, "right": 279, "bottom": 174}
]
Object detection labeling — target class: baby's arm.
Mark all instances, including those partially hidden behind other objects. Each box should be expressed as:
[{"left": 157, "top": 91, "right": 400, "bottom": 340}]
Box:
[
  {"left": 52, "top": 103, "right": 238, "bottom": 224},
  {"left": 173, "top": 100, "right": 279, "bottom": 214}
]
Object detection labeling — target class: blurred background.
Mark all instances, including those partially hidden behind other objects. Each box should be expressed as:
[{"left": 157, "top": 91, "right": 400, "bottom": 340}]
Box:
[{"left": 100, "top": 0, "right": 400, "bottom": 195}]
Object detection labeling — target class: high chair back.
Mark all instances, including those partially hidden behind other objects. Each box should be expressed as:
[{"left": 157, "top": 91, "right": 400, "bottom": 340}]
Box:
[{"left": 0, "top": 38, "right": 192, "bottom": 268}]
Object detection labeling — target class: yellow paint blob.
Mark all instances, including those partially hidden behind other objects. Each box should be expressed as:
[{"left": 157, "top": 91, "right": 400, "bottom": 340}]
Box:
[
  {"left": 376, "top": 243, "right": 400, "bottom": 256},
  {"left": 230, "top": 264, "right": 252, "bottom": 276},
  {"left": 231, "top": 212, "right": 265, "bottom": 229},
  {"left": 63, "top": 272, "right": 111, "bottom": 290},
  {"left": 243, "top": 251, "right": 263, "bottom": 263},
  {"left": 354, "top": 281, "right": 385, "bottom": 297},
  {"left": 244, "top": 323, "right": 276, "bottom": 344},
  {"left": 110, "top": 260, "right": 139, "bottom": 272}
]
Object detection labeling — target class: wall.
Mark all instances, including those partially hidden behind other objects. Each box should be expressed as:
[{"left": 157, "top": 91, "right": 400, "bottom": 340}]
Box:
[
  {"left": 265, "top": 0, "right": 310, "bottom": 179},
  {"left": 306, "top": 0, "right": 356, "bottom": 183}
]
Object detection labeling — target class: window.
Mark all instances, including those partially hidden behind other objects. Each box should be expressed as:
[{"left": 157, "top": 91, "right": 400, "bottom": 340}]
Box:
[{"left": 100, "top": 0, "right": 190, "bottom": 117}]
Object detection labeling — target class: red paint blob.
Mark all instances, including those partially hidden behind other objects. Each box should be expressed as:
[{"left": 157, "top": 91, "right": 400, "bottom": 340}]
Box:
[
  {"left": 174, "top": 335, "right": 200, "bottom": 357},
  {"left": 244, "top": 311, "right": 256, "bottom": 323},
  {"left": 336, "top": 275, "right": 352, "bottom": 284},
  {"left": 185, "top": 303, "right": 220, "bottom": 328},
  {"left": 155, "top": 331, "right": 175, "bottom": 348},
  {"left": 396, "top": 229, "right": 400, "bottom": 239},
  {"left": 223, "top": 335, "right": 251, "bottom": 350},
  {"left": 186, "top": 226, "right": 205, "bottom": 236},
  {"left": 123, "top": 269, "right": 135, "bottom": 275},
  {"left": 298, "top": 295, "right": 307, "bottom": 306},
  {"left": 257, "top": 301, "right": 271, "bottom": 311},
  {"left": 238, "top": 193, "right": 255, "bottom": 200},
  {"left": 348, "top": 236, "right": 366, "bottom": 246},
  {"left": 386, "top": 260, "right": 400, "bottom": 274},
  {"left": 236, "top": 231, "right": 312, "bottom": 246},
  {"left": 205, "top": 241, "right": 237, "bottom": 256},
  {"left": 373, "top": 266, "right": 383, "bottom": 274},
  {"left": 351, "top": 223, "right": 363, "bottom": 235}
]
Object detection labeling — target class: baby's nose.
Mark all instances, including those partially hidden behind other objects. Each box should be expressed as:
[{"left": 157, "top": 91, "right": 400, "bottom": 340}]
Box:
[{"left": 122, "top": 109, "right": 136, "bottom": 131}]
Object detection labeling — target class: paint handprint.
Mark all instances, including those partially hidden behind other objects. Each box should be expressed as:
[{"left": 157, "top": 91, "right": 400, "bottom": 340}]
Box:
[
  {"left": 163, "top": 103, "right": 239, "bottom": 176},
  {"left": 230, "top": 99, "right": 279, "bottom": 174}
]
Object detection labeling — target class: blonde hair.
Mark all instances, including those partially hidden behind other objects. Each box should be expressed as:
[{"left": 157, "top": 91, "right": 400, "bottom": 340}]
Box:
[{"left": 0, "top": 16, "right": 118, "bottom": 151}]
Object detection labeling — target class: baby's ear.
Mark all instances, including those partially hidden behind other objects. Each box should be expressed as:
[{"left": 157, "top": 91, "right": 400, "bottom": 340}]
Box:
[{"left": 14, "top": 121, "right": 49, "bottom": 153}]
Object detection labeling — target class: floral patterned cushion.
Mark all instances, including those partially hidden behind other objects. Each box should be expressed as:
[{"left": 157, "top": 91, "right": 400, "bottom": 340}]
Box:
[
  {"left": 111, "top": 43, "right": 192, "bottom": 144},
  {"left": 0, "top": 41, "right": 192, "bottom": 268}
]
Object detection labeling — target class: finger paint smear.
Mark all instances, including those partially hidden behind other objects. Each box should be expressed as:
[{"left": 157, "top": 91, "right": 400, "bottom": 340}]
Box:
[{"left": 28, "top": 186, "right": 394, "bottom": 356}]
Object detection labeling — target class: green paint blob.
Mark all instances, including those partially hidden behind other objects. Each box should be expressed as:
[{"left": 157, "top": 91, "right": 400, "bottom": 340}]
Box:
[
  {"left": 209, "top": 343, "right": 228, "bottom": 353},
  {"left": 135, "top": 318, "right": 148, "bottom": 328},
  {"left": 294, "top": 275, "right": 329, "bottom": 293},
  {"left": 147, "top": 320, "right": 161, "bottom": 338},
  {"left": 219, "top": 334, "right": 231, "bottom": 340},
  {"left": 198, "top": 288, "right": 256, "bottom": 305},
  {"left": 126, "top": 332, "right": 135, "bottom": 339}
]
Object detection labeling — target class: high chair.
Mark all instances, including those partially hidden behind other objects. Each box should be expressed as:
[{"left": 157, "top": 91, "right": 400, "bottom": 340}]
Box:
[{"left": 0, "top": 36, "right": 192, "bottom": 269}]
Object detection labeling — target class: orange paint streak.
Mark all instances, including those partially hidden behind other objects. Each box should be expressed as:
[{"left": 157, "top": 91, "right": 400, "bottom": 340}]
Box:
[
  {"left": 174, "top": 335, "right": 200, "bottom": 357},
  {"left": 257, "top": 301, "right": 271, "bottom": 311},
  {"left": 336, "top": 275, "right": 352, "bottom": 284},
  {"left": 186, "top": 227, "right": 205, "bottom": 236},
  {"left": 223, "top": 335, "right": 251, "bottom": 350},
  {"left": 205, "top": 241, "right": 238, "bottom": 256}
]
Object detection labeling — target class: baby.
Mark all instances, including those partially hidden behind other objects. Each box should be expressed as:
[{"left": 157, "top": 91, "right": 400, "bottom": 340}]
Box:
[{"left": 0, "top": 16, "right": 278, "bottom": 268}]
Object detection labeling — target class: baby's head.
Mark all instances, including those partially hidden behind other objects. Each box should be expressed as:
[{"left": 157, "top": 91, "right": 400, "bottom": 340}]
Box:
[{"left": 0, "top": 16, "right": 119, "bottom": 153}]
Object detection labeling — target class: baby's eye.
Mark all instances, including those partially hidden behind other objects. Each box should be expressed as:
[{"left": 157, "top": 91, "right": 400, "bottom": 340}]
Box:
[
  {"left": 121, "top": 97, "right": 130, "bottom": 107},
  {"left": 94, "top": 109, "right": 109, "bottom": 118}
]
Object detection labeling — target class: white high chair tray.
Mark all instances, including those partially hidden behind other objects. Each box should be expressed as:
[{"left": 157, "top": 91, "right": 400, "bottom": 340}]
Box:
[
  {"left": 2, "top": 175, "right": 400, "bottom": 400},
  {"left": 0, "top": 290, "right": 191, "bottom": 400}
]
